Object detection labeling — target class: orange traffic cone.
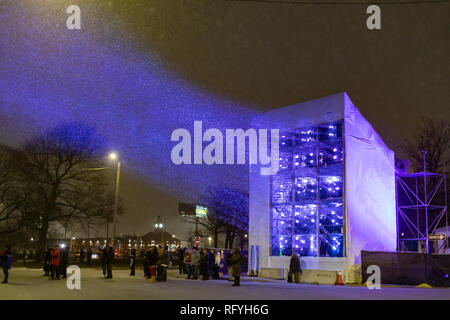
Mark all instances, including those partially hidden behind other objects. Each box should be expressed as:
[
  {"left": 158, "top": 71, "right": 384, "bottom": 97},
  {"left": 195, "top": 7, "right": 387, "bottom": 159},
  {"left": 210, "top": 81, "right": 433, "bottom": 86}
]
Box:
[{"left": 336, "top": 270, "right": 344, "bottom": 285}]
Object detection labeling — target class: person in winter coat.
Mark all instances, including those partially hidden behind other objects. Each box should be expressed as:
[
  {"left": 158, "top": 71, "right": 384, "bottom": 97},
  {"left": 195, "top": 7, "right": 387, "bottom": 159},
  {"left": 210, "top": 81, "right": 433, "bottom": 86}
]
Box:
[
  {"left": 43, "top": 248, "right": 51, "bottom": 276},
  {"left": 143, "top": 248, "right": 150, "bottom": 279},
  {"left": 104, "top": 241, "right": 115, "bottom": 279},
  {"left": 149, "top": 246, "right": 159, "bottom": 282},
  {"left": 177, "top": 246, "right": 185, "bottom": 275},
  {"left": 0, "top": 245, "right": 13, "bottom": 284},
  {"left": 289, "top": 252, "right": 302, "bottom": 283},
  {"left": 98, "top": 245, "right": 107, "bottom": 278},
  {"left": 184, "top": 251, "right": 192, "bottom": 279},
  {"left": 50, "top": 245, "right": 61, "bottom": 280},
  {"left": 226, "top": 251, "right": 234, "bottom": 281},
  {"left": 60, "top": 247, "right": 69, "bottom": 279},
  {"left": 129, "top": 248, "right": 136, "bottom": 276},
  {"left": 208, "top": 249, "right": 216, "bottom": 280},
  {"left": 158, "top": 246, "right": 169, "bottom": 282},
  {"left": 79, "top": 248, "right": 84, "bottom": 265},
  {"left": 199, "top": 249, "right": 209, "bottom": 280},
  {"left": 190, "top": 247, "right": 200, "bottom": 280},
  {"left": 86, "top": 248, "right": 92, "bottom": 265},
  {"left": 230, "top": 248, "right": 243, "bottom": 286}
]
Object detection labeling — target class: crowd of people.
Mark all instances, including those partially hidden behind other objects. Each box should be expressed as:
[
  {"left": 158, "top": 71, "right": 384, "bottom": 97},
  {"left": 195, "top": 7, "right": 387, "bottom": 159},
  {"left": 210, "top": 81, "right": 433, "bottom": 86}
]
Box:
[
  {"left": 0, "top": 241, "right": 250, "bottom": 286},
  {"left": 43, "top": 244, "right": 70, "bottom": 279},
  {"left": 176, "top": 247, "right": 243, "bottom": 286}
]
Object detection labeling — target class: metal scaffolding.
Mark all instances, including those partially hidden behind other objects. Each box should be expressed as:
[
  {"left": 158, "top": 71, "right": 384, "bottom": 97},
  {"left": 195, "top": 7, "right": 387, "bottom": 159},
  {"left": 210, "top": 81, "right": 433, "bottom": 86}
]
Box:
[{"left": 396, "top": 171, "right": 448, "bottom": 253}]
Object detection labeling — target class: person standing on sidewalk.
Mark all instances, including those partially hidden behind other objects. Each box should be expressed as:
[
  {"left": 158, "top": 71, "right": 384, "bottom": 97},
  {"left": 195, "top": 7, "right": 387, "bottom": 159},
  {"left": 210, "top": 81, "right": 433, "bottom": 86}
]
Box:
[
  {"left": 191, "top": 247, "right": 200, "bottom": 280},
  {"left": 289, "top": 252, "right": 301, "bottom": 284},
  {"left": 231, "top": 248, "right": 243, "bottom": 287},
  {"left": 98, "top": 244, "right": 107, "bottom": 278},
  {"left": 105, "top": 241, "right": 115, "bottom": 279},
  {"left": 60, "top": 247, "right": 69, "bottom": 279},
  {"left": 50, "top": 245, "right": 61, "bottom": 280},
  {"left": 184, "top": 250, "right": 192, "bottom": 279},
  {"left": 0, "top": 245, "right": 13, "bottom": 284},
  {"left": 177, "top": 246, "right": 185, "bottom": 275},
  {"left": 159, "top": 246, "right": 169, "bottom": 281},
  {"left": 226, "top": 250, "right": 234, "bottom": 282},
  {"left": 148, "top": 246, "right": 158, "bottom": 282},
  {"left": 43, "top": 248, "right": 51, "bottom": 276},
  {"left": 129, "top": 248, "right": 136, "bottom": 276}
]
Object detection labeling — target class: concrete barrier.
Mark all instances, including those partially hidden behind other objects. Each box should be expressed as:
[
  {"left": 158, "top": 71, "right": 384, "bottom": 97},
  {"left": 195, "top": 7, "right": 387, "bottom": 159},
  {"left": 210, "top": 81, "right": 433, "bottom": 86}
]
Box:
[
  {"left": 299, "top": 269, "right": 338, "bottom": 285},
  {"left": 259, "top": 267, "right": 284, "bottom": 280}
]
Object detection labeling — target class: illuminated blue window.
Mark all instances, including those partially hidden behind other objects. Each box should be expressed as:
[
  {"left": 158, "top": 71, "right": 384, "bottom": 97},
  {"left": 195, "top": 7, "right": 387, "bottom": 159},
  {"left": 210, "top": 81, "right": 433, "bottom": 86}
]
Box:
[{"left": 270, "top": 120, "right": 345, "bottom": 257}]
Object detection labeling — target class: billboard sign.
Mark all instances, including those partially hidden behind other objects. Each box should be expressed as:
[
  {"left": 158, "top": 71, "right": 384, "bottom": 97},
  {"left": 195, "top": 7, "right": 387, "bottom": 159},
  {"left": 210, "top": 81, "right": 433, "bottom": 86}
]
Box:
[{"left": 195, "top": 205, "right": 208, "bottom": 217}]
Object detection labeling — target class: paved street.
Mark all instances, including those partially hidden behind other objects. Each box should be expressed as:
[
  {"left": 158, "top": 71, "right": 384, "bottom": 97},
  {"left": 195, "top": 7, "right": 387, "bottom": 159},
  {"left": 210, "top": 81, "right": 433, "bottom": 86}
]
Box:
[{"left": 0, "top": 267, "right": 449, "bottom": 300}]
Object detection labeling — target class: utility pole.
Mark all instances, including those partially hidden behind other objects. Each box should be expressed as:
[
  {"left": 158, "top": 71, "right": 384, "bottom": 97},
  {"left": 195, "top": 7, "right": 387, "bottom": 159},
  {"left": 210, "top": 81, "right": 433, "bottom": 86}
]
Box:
[
  {"left": 112, "top": 160, "right": 121, "bottom": 247},
  {"left": 422, "top": 150, "right": 429, "bottom": 254}
]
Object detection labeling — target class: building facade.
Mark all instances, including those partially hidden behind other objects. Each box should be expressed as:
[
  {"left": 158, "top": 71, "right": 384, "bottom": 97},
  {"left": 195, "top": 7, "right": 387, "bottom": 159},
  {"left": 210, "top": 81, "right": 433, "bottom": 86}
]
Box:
[{"left": 248, "top": 93, "right": 396, "bottom": 283}]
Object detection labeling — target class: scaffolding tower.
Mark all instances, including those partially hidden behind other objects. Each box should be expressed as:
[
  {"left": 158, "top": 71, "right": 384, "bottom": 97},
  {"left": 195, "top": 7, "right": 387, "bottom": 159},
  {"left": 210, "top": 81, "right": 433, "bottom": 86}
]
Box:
[{"left": 396, "top": 171, "right": 448, "bottom": 253}]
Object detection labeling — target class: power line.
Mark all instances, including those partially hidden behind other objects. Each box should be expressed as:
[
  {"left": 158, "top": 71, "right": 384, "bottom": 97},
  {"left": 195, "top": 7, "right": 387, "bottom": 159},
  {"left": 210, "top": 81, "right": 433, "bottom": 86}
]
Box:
[{"left": 225, "top": 0, "right": 450, "bottom": 5}]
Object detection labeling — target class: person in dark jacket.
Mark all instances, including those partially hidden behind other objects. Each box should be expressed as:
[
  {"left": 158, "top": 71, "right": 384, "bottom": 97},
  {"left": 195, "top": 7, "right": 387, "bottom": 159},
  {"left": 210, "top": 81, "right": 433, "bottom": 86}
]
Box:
[
  {"left": 143, "top": 248, "right": 150, "bottom": 279},
  {"left": 98, "top": 245, "right": 107, "bottom": 278},
  {"left": 226, "top": 251, "right": 234, "bottom": 281},
  {"left": 177, "top": 246, "right": 185, "bottom": 275},
  {"left": 86, "top": 248, "right": 92, "bottom": 265},
  {"left": 156, "top": 245, "right": 163, "bottom": 281},
  {"left": 208, "top": 249, "right": 215, "bottom": 280},
  {"left": 159, "top": 246, "right": 169, "bottom": 282},
  {"left": 43, "top": 248, "right": 51, "bottom": 276},
  {"left": 0, "top": 245, "right": 13, "bottom": 284},
  {"left": 148, "top": 246, "right": 158, "bottom": 282},
  {"left": 129, "top": 248, "right": 136, "bottom": 276},
  {"left": 289, "top": 252, "right": 301, "bottom": 283},
  {"left": 60, "top": 247, "right": 69, "bottom": 278},
  {"left": 230, "top": 248, "right": 243, "bottom": 286},
  {"left": 104, "top": 241, "right": 115, "bottom": 279},
  {"left": 200, "top": 249, "right": 209, "bottom": 280},
  {"left": 79, "top": 248, "right": 84, "bottom": 265}
]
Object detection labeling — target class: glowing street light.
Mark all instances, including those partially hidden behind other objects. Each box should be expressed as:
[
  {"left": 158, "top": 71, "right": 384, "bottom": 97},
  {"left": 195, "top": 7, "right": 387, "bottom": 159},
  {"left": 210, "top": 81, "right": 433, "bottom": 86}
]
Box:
[{"left": 109, "top": 152, "right": 117, "bottom": 161}]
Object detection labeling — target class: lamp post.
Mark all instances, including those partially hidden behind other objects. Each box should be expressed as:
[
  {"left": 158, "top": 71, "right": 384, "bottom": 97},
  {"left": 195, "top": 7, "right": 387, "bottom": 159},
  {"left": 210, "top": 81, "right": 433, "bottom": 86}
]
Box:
[
  {"left": 109, "top": 152, "right": 121, "bottom": 247},
  {"left": 422, "top": 150, "right": 428, "bottom": 254},
  {"left": 155, "top": 216, "right": 164, "bottom": 245},
  {"left": 83, "top": 152, "right": 121, "bottom": 247}
]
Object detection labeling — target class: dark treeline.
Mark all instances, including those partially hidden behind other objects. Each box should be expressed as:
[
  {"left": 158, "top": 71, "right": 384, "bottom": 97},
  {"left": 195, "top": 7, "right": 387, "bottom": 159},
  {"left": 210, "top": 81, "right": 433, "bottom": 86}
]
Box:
[{"left": 0, "top": 123, "right": 121, "bottom": 261}]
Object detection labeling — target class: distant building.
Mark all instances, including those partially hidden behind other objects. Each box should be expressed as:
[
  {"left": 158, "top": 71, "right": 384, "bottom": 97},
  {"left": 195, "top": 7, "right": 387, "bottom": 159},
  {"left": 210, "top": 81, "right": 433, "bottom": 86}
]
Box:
[{"left": 68, "top": 231, "right": 180, "bottom": 252}]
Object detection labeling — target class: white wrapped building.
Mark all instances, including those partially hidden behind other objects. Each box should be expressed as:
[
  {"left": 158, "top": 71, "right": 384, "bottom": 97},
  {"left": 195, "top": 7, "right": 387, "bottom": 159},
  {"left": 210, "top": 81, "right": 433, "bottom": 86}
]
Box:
[{"left": 248, "top": 92, "right": 396, "bottom": 283}]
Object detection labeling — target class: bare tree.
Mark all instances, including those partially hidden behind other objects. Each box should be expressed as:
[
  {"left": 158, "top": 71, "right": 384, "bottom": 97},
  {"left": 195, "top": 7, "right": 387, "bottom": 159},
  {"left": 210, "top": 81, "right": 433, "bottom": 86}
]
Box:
[
  {"left": 22, "top": 123, "right": 121, "bottom": 259},
  {"left": 403, "top": 117, "right": 449, "bottom": 173},
  {"left": 180, "top": 186, "right": 249, "bottom": 249},
  {"left": 0, "top": 145, "right": 31, "bottom": 235}
]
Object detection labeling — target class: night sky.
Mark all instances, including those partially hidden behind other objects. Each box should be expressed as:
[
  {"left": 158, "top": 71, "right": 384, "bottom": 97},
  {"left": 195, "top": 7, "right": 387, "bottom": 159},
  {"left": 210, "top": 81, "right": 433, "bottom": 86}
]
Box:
[{"left": 0, "top": 0, "right": 448, "bottom": 240}]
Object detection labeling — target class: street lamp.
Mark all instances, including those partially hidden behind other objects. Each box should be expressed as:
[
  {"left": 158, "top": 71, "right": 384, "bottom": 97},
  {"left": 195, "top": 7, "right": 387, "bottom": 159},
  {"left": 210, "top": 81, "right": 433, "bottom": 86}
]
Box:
[{"left": 82, "top": 152, "right": 121, "bottom": 246}]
